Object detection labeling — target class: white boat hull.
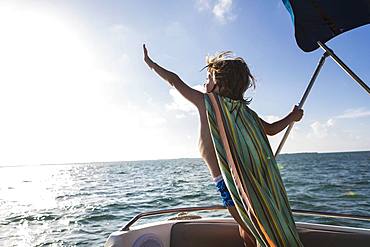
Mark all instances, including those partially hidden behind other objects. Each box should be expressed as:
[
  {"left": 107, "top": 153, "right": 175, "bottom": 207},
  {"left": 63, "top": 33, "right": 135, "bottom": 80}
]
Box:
[{"left": 105, "top": 218, "right": 370, "bottom": 247}]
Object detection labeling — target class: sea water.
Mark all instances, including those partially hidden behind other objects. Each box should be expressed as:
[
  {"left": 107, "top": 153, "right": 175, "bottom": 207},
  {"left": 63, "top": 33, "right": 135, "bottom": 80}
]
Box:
[{"left": 1, "top": 151, "right": 369, "bottom": 246}]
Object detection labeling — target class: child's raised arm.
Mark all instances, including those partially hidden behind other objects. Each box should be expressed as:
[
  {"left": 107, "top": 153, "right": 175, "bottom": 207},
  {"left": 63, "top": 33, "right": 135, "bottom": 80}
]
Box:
[
  {"left": 260, "top": 106, "right": 303, "bottom": 136},
  {"left": 143, "top": 44, "right": 203, "bottom": 109}
]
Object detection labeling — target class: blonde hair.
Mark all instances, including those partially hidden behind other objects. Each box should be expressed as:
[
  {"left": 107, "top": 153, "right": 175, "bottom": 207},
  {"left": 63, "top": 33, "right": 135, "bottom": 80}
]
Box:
[{"left": 204, "top": 51, "right": 255, "bottom": 101}]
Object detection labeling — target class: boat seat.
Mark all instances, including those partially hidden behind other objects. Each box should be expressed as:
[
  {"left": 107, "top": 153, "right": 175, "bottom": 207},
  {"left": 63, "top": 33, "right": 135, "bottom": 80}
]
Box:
[
  {"left": 297, "top": 225, "right": 370, "bottom": 247},
  {"left": 170, "top": 221, "right": 244, "bottom": 247},
  {"left": 170, "top": 221, "right": 370, "bottom": 247}
]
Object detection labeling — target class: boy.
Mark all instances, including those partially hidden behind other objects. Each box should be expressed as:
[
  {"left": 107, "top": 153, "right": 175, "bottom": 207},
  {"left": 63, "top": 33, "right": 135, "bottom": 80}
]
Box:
[{"left": 143, "top": 44, "right": 303, "bottom": 247}]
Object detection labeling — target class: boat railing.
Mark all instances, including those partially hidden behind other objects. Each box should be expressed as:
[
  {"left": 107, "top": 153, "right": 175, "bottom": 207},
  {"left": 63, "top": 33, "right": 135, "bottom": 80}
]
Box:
[{"left": 122, "top": 205, "right": 370, "bottom": 231}]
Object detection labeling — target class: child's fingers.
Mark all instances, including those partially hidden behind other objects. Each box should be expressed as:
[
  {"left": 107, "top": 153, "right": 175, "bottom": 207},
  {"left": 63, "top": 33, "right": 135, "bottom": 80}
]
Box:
[
  {"left": 291, "top": 105, "right": 304, "bottom": 121},
  {"left": 143, "top": 44, "right": 149, "bottom": 55}
]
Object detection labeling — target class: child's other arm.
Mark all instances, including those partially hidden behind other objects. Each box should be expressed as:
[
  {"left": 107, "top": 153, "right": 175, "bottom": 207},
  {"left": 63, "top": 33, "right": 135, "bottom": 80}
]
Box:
[
  {"left": 143, "top": 44, "right": 203, "bottom": 108},
  {"left": 260, "top": 106, "right": 303, "bottom": 136}
]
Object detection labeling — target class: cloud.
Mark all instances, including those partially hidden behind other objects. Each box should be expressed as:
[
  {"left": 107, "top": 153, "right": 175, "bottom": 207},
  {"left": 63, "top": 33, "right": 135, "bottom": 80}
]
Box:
[
  {"left": 195, "top": 0, "right": 235, "bottom": 23},
  {"left": 213, "top": 0, "right": 234, "bottom": 23},
  {"left": 308, "top": 118, "right": 335, "bottom": 138},
  {"left": 262, "top": 115, "right": 281, "bottom": 123},
  {"left": 166, "top": 89, "right": 197, "bottom": 113},
  {"left": 305, "top": 108, "right": 369, "bottom": 141},
  {"left": 196, "top": 0, "right": 211, "bottom": 11},
  {"left": 336, "top": 108, "right": 370, "bottom": 119},
  {"left": 166, "top": 84, "right": 204, "bottom": 114}
]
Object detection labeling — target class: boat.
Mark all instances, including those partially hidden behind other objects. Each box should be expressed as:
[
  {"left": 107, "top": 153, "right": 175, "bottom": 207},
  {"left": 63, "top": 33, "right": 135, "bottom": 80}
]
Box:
[
  {"left": 105, "top": 1, "right": 370, "bottom": 246},
  {"left": 104, "top": 205, "right": 370, "bottom": 246}
]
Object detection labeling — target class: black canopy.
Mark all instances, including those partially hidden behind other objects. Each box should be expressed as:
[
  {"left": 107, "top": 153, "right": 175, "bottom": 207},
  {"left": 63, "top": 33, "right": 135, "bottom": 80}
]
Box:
[{"left": 283, "top": 0, "right": 370, "bottom": 52}]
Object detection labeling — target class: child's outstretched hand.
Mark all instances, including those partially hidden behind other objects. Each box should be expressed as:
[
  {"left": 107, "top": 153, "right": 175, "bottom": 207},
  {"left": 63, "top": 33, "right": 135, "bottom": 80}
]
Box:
[
  {"left": 143, "top": 44, "right": 154, "bottom": 68},
  {"left": 290, "top": 105, "right": 304, "bottom": 122}
]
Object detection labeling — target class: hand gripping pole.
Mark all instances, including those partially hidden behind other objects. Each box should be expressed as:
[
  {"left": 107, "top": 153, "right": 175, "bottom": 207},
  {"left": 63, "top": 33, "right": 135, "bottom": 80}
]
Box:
[{"left": 275, "top": 52, "right": 329, "bottom": 157}]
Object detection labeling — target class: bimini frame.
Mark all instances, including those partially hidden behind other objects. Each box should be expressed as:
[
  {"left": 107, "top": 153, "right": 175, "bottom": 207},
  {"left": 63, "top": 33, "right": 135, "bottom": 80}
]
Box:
[
  {"left": 275, "top": 41, "right": 370, "bottom": 156},
  {"left": 121, "top": 205, "right": 370, "bottom": 231}
]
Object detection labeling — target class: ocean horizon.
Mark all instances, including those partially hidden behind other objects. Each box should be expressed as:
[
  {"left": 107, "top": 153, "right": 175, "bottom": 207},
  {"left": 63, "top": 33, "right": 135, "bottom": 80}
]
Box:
[
  {"left": 1, "top": 150, "right": 369, "bottom": 168},
  {"left": 1, "top": 151, "right": 369, "bottom": 246}
]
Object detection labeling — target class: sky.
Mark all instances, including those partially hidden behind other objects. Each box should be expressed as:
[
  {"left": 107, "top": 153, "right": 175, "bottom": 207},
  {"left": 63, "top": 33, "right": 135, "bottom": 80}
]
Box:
[{"left": 0, "top": 0, "right": 369, "bottom": 166}]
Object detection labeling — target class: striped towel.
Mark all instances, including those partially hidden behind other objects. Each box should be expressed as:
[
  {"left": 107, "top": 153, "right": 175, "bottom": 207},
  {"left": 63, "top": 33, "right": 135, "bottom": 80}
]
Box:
[{"left": 205, "top": 93, "right": 303, "bottom": 247}]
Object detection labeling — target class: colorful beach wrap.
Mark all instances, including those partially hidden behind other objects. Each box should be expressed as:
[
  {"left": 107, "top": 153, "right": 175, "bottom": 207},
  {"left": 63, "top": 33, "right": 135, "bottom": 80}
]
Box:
[{"left": 205, "top": 93, "right": 303, "bottom": 247}]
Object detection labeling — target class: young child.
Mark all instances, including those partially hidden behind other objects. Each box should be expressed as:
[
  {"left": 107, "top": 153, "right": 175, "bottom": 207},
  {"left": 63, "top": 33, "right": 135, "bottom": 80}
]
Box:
[{"left": 143, "top": 44, "right": 304, "bottom": 247}]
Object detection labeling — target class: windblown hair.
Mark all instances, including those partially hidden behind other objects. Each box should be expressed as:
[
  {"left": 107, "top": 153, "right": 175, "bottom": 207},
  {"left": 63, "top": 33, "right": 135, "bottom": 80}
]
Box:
[{"left": 204, "top": 51, "right": 255, "bottom": 101}]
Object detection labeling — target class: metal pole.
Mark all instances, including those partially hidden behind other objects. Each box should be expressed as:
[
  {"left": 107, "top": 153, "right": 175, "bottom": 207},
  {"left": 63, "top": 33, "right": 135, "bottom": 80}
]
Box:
[
  {"left": 275, "top": 52, "right": 329, "bottom": 157},
  {"left": 120, "top": 205, "right": 370, "bottom": 231},
  {"left": 122, "top": 205, "right": 225, "bottom": 231},
  {"left": 318, "top": 41, "right": 370, "bottom": 95}
]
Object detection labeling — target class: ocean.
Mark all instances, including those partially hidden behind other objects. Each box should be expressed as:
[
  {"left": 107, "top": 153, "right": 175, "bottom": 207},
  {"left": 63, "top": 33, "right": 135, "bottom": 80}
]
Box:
[{"left": 1, "top": 151, "right": 369, "bottom": 246}]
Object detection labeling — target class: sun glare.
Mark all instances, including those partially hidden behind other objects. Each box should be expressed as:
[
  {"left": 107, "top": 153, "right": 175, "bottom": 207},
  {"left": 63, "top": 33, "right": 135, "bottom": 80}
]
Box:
[
  {"left": 0, "top": 5, "right": 105, "bottom": 165},
  {"left": 0, "top": 5, "right": 95, "bottom": 93},
  {"left": 0, "top": 4, "right": 177, "bottom": 165}
]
